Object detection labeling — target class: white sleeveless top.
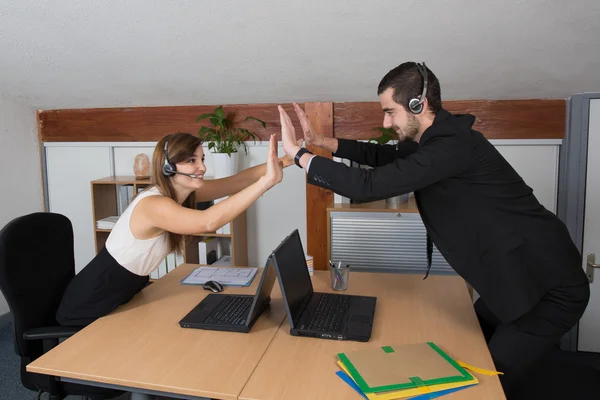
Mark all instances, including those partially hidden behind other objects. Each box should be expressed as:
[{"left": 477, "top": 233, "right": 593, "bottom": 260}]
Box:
[{"left": 105, "top": 186, "right": 170, "bottom": 276}]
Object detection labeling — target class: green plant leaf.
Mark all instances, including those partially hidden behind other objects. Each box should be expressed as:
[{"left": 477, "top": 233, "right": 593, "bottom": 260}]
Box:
[
  {"left": 203, "top": 131, "right": 221, "bottom": 142},
  {"left": 241, "top": 129, "right": 257, "bottom": 148},
  {"left": 196, "top": 113, "right": 216, "bottom": 123},
  {"left": 237, "top": 128, "right": 248, "bottom": 139},
  {"left": 198, "top": 126, "right": 216, "bottom": 137},
  {"left": 243, "top": 116, "right": 267, "bottom": 129},
  {"left": 221, "top": 117, "right": 231, "bottom": 130},
  {"left": 197, "top": 106, "right": 264, "bottom": 156},
  {"left": 369, "top": 127, "right": 397, "bottom": 144},
  {"left": 214, "top": 106, "right": 225, "bottom": 119}
]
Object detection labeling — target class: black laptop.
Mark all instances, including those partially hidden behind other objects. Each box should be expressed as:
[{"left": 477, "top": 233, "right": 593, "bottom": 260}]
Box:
[
  {"left": 271, "top": 229, "right": 377, "bottom": 342},
  {"left": 179, "top": 256, "right": 277, "bottom": 333}
]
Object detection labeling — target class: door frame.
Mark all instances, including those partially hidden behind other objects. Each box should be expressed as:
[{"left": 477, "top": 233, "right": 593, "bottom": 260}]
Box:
[{"left": 557, "top": 92, "right": 600, "bottom": 351}]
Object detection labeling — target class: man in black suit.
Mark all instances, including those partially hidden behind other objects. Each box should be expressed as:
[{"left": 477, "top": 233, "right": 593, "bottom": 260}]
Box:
[{"left": 278, "top": 62, "right": 590, "bottom": 398}]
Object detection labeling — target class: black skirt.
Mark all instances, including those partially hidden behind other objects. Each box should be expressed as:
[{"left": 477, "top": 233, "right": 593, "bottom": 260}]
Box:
[{"left": 56, "top": 246, "right": 149, "bottom": 327}]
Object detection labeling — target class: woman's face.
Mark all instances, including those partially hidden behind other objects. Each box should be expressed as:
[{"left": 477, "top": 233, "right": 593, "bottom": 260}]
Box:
[{"left": 173, "top": 145, "right": 207, "bottom": 189}]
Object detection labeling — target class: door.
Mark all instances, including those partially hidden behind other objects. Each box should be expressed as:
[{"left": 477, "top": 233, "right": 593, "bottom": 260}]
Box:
[{"left": 578, "top": 98, "right": 600, "bottom": 352}]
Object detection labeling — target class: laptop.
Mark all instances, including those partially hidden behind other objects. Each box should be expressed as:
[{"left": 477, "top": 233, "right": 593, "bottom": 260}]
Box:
[
  {"left": 179, "top": 256, "right": 277, "bottom": 333},
  {"left": 271, "top": 229, "right": 377, "bottom": 342}
]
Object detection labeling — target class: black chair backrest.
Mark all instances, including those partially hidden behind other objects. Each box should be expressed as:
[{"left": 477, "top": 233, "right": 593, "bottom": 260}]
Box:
[{"left": 0, "top": 212, "right": 75, "bottom": 358}]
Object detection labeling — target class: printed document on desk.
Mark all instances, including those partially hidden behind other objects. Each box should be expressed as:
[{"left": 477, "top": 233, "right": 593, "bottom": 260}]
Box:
[{"left": 181, "top": 266, "right": 258, "bottom": 286}]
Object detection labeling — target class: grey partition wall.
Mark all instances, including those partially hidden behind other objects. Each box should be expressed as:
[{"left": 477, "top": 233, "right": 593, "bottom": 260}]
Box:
[{"left": 557, "top": 92, "right": 600, "bottom": 351}]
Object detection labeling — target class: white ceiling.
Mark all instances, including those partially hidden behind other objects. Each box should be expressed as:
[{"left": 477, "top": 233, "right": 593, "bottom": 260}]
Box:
[{"left": 1, "top": 0, "right": 599, "bottom": 109}]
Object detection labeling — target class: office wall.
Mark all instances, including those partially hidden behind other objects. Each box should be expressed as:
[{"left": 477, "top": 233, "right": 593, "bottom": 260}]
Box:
[
  {"left": 45, "top": 141, "right": 307, "bottom": 273},
  {"left": 239, "top": 144, "right": 307, "bottom": 268},
  {"left": 45, "top": 146, "right": 112, "bottom": 273},
  {"left": 335, "top": 140, "right": 561, "bottom": 213},
  {"left": 113, "top": 142, "right": 307, "bottom": 269},
  {"left": 0, "top": 94, "right": 44, "bottom": 315},
  {"left": 45, "top": 138, "right": 557, "bottom": 277},
  {"left": 495, "top": 142, "right": 560, "bottom": 213},
  {"left": 112, "top": 142, "right": 307, "bottom": 269}
]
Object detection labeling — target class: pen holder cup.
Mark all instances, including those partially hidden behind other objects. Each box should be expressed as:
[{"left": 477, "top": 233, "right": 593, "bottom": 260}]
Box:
[{"left": 328, "top": 264, "right": 350, "bottom": 291}]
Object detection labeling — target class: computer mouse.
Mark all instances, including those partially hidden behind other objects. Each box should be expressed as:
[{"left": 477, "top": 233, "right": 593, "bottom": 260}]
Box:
[{"left": 203, "top": 280, "right": 224, "bottom": 293}]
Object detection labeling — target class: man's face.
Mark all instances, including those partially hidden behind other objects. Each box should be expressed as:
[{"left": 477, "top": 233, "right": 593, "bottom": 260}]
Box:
[{"left": 379, "top": 88, "right": 420, "bottom": 141}]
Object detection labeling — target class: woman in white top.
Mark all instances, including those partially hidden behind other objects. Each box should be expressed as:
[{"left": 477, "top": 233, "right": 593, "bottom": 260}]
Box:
[{"left": 56, "top": 132, "right": 288, "bottom": 326}]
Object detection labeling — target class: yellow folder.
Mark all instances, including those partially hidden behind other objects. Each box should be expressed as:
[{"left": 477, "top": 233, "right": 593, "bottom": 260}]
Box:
[
  {"left": 337, "top": 343, "right": 474, "bottom": 393},
  {"left": 337, "top": 360, "right": 479, "bottom": 400}
]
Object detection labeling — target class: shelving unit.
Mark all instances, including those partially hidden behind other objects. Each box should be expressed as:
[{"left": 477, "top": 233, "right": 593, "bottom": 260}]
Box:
[{"left": 90, "top": 176, "right": 248, "bottom": 269}]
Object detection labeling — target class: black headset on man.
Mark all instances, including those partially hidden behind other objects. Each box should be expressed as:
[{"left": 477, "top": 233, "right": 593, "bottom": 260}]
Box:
[
  {"left": 408, "top": 62, "right": 428, "bottom": 115},
  {"left": 162, "top": 138, "right": 201, "bottom": 179}
]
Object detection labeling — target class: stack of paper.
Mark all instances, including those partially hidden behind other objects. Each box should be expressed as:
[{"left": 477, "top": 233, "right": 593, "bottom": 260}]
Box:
[
  {"left": 96, "top": 216, "right": 119, "bottom": 229},
  {"left": 212, "top": 255, "right": 233, "bottom": 266},
  {"left": 335, "top": 342, "right": 500, "bottom": 399},
  {"left": 180, "top": 266, "right": 258, "bottom": 286}
]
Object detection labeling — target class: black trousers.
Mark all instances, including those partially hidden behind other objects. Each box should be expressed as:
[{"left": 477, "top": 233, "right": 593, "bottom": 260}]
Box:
[
  {"left": 56, "top": 247, "right": 149, "bottom": 327},
  {"left": 475, "top": 271, "right": 590, "bottom": 399}
]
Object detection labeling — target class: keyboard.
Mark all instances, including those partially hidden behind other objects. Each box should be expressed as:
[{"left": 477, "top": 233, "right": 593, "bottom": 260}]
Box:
[
  {"left": 306, "top": 294, "right": 350, "bottom": 332},
  {"left": 204, "top": 296, "right": 253, "bottom": 325}
]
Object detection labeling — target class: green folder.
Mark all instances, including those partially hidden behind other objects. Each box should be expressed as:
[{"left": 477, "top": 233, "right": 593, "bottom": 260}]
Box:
[{"left": 337, "top": 342, "right": 473, "bottom": 394}]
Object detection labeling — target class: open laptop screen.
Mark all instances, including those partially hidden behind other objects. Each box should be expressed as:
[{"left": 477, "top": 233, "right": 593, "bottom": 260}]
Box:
[
  {"left": 247, "top": 256, "right": 277, "bottom": 323},
  {"left": 272, "top": 230, "right": 313, "bottom": 325}
]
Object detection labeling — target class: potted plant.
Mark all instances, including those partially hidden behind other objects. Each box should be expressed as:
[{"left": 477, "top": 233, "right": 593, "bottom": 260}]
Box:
[
  {"left": 370, "top": 127, "right": 410, "bottom": 206},
  {"left": 196, "top": 105, "right": 267, "bottom": 178}
]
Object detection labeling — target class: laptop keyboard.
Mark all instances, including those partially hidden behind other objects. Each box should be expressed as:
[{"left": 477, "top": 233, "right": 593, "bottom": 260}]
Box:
[
  {"left": 306, "top": 294, "right": 350, "bottom": 332},
  {"left": 204, "top": 296, "right": 253, "bottom": 325}
]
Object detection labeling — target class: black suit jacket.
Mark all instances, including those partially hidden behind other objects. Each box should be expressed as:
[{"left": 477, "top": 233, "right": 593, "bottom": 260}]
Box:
[{"left": 308, "top": 109, "right": 585, "bottom": 323}]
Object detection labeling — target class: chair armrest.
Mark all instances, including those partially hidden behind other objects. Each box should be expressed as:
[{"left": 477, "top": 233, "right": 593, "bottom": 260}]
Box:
[{"left": 23, "top": 326, "right": 81, "bottom": 340}]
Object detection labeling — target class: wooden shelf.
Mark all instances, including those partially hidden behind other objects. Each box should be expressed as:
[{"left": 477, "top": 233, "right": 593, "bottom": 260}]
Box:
[
  {"left": 91, "top": 176, "right": 151, "bottom": 185},
  {"left": 90, "top": 176, "right": 248, "bottom": 270},
  {"left": 327, "top": 196, "right": 419, "bottom": 213}
]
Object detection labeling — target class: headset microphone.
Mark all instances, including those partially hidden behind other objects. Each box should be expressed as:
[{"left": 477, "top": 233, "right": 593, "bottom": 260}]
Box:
[{"left": 171, "top": 171, "right": 202, "bottom": 179}]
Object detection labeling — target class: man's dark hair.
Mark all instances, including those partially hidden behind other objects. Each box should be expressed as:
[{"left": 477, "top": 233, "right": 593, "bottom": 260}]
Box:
[{"left": 377, "top": 62, "right": 441, "bottom": 114}]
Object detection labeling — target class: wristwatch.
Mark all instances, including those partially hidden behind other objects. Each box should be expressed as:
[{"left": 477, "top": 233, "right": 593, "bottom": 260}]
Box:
[{"left": 294, "top": 147, "right": 313, "bottom": 168}]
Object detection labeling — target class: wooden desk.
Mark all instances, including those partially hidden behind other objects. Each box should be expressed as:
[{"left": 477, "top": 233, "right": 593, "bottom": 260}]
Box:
[
  {"left": 27, "top": 264, "right": 287, "bottom": 400},
  {"left": 239, "top": 271, "right": 506, "bottom": 400}
]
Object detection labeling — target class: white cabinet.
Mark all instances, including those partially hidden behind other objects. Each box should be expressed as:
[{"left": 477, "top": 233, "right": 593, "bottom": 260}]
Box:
[{"left": 329, "top": 211, "right": 452, "bottom": 275}]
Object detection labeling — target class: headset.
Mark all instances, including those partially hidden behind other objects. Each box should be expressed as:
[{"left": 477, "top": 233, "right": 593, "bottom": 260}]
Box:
[
  {"left": 162, "top": 139, "right": 201, "bottom": 179},
  {"left": 408, "top": 62, "right": 428, "bottom": 115}
]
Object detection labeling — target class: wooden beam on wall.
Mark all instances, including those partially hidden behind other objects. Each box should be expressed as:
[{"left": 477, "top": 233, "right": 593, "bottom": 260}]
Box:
[
  {"left": 304, "top": 102, "right": 334, "bottom": 271},
  {"left": 37, "top": 103, "right": 302, "bottom": 142},
  {"left": 334, "top": 99, "right": 566, "bottom": 140}
]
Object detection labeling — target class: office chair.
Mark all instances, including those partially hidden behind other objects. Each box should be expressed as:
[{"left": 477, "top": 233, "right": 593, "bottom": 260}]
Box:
[{"left": 0, "top": 212, "right": 122, "bottom": 400}]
